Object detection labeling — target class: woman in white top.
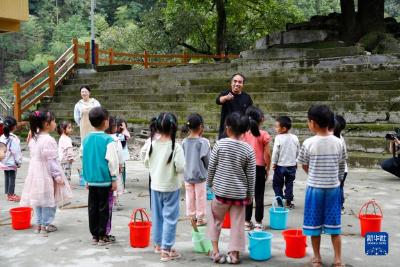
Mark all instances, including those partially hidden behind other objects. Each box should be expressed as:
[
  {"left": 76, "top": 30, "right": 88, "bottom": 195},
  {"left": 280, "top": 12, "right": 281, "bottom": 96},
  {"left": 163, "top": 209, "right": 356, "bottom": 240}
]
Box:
[{"left": 73, "top": 85, "right": 101, "bottom": 142}]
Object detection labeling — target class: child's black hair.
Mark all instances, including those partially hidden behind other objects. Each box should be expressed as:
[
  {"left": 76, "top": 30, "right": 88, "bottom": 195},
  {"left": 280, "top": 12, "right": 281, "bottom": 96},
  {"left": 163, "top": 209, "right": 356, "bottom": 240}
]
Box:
[
  {"left": 80, "top": 85, "right": 91, "bottom": 92},
  {"left": 105, "top": 116, "right": 117, "bottom": 134},
  {"left": 89, "top": 107, "right": 109, "bottom": 128},
  {"left": 333, "top": 115, "right": 346, "bottom": 138},
  {"left": 29, "top": 110, "right": 56, "bottom": 139},
  {"left": 245, "top": 106, "right": 263, "bottom": 137},
  {"left": 116, "top": 117, "right": 127, "bottom": 133},
  {"left": 276, "top": 116, "right": 292, "bottom": 130},
  {"left": 3, "top": 116, "right": 17, "bottom": 138},
  {"left": 181, "top": 113, "right": 204, "bottom": 134},
  {"left": 224, "top": 112, "right": 250, "bottom": 137},
  {"left": 57, "top": 121, "right": 71, "bottom": 136},
  {"left": 307, "top": 104, "right": 334, "bottom": 129},
  {"left": 149, "top": 112, "right": 178, "bottom": 164}
]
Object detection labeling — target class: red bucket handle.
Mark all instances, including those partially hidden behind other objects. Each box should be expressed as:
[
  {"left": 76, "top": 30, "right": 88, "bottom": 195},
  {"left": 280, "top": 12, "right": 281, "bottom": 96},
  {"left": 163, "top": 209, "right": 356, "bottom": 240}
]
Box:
[
  {"left": 130, "top": 208, "right": 151, "bottom": 223},
  {"left": 358, "top": 200, "right": 383, "bottom": 218}
]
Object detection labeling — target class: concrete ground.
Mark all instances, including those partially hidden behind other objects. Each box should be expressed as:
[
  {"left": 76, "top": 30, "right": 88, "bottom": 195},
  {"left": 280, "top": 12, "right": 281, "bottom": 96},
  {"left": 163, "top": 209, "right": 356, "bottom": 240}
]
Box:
[{"left": 0, "top": 150, "right": 399, "bottom": 267}]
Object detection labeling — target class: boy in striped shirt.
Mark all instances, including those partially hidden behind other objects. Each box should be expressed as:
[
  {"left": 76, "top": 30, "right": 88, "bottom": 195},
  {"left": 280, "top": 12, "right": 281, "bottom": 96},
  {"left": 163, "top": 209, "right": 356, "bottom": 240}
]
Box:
[{"left": 297, "top": 105, "right": 347, "bottom": 267}]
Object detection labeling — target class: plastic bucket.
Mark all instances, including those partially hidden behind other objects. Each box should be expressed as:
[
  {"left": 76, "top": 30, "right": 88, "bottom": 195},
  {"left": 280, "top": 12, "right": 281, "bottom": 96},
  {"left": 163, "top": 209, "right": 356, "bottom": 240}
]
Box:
[
  {"left": 222, "top": 212, "right": 231, "bottom": 229},
  {"left": 10, "top": 207, "right": 32, "bottom": 230},
  {"left": 192, "top": 227, "right": 212, "bottom": 254},
  {"left": 282, "top": 229, "right": 307, "bottom": 258},
  {"left": 269, "top": 196, "right": 289, "bottom": 230},
  {"left": 129, "top": 208, "right": 151, "bottom": 248},
  {"left": 359, "top": 200, "right": 383, "bottom": 237},
  {"left": 248, "top": 231, "right": 273, "bottom": 261},
  {"left": 206, "top": 187, "right": 214, "bottom": 200}
]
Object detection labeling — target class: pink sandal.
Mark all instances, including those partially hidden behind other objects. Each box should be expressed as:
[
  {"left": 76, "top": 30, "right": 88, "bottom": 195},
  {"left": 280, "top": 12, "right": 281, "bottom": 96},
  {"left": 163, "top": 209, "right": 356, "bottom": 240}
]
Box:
[{"left": 160, "top": 248, "right": 181, "bottom": 262}]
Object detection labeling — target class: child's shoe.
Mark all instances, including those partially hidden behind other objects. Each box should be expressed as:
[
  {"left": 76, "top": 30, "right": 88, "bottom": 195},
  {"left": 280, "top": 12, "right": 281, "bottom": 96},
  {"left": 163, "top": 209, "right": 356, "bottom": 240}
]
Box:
[
  {"left": 33, "top": 225, "right": 41, "bottom": 234},
  {"left": 254, "top": 222, "right": 263, "bottom": 231},
  {"left": 277, "top": 198, "right": 284, "bottom": 207},
  {"left": 154, "top": 245, "right": 162, "bottom": 254},
  {"left": 244, "top": 221, "right": 254, "bottom": 231},
  {"left": 98, "top": 236, "right": 111, "bottom": 246},
  {"left": 196, "top": 218, "right": 207, "bottom": 226},
  {"left": 210, "top": 252, "right": 226, "bottom": 264},
  {"left": 286, "top": 201, "right": 295, "bottom": 209},
  {"left": 160, "top": 248, "right": 181, "bottom": 262},
  {"left": 91, "top": 236, "right": 99, "bottom": 245},
  {"left": 7, "top": 194, "right": 21, "bottom": 202},
  {"left": 341, "top": 207, "right": 345, "bottom": 215}
]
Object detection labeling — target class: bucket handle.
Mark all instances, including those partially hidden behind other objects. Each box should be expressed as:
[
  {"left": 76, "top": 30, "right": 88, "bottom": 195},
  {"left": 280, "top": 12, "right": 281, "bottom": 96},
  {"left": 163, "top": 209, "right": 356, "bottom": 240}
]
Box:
[
  {"left": 272, "top": 196, "right": 284, "bottom": 211},
  {"left": 358, "top": 200, "right": 383, "bottom": 218},
  {"left": 130, "top": 208, "right": 150, "bottom": 223},
  {"left": 248, "top": 232, "right": 270, "bottom": 251}
]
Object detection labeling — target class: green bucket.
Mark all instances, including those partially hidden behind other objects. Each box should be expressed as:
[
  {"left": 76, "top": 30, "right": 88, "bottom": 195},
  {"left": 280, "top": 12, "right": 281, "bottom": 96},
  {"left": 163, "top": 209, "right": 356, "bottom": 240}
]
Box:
[{"left": 192, "top": 227, "right": 212, "bottom": 254}]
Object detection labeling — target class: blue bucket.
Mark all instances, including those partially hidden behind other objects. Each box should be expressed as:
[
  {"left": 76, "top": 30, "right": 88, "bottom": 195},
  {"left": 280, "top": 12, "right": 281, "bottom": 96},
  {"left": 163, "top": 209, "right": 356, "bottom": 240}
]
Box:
[
  {"left": 248, "top": 231, "right": 273, "bottom": 261},
  {"left": 269, "top": 196, "right": 289, "bottom": 230},
  {"left": 206, "top": 187, "right": 214, "bottom": 200}
]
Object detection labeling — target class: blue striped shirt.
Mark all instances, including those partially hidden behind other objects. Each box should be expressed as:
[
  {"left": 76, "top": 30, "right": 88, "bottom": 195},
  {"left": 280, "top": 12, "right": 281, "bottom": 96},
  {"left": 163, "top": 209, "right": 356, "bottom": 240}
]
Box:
[{"left": 297, "top": 135, "right": 347, "bottom": 188}]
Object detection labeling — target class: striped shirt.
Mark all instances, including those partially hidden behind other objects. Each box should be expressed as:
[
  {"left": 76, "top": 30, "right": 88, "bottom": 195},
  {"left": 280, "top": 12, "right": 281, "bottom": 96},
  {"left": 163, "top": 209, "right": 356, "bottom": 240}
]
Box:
[
  {"left": 207, "top": 138, "right": 256, "bottom": 199},
  {"left": 297, "top": 135, "right": 347, "bottom": 188}
]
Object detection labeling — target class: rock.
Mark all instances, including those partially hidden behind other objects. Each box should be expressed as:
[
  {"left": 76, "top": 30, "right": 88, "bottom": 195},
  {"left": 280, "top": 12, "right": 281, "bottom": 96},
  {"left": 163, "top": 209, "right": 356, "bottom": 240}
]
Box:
[
  {"left": 359, "top": 31, "right": 400, "bottom": 54},
  {"left": 282, "top": 30, "right": 329, "bottom": 45}
]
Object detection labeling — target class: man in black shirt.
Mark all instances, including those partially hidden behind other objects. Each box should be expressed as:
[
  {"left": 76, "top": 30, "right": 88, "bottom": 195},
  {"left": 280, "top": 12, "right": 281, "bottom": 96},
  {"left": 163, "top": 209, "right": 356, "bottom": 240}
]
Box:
[
  {"left": 381, "top": 137, "right": 400, "bottom": 178},
  {"left": 216, "top": 73, "right": 253, "bottom": 139}
]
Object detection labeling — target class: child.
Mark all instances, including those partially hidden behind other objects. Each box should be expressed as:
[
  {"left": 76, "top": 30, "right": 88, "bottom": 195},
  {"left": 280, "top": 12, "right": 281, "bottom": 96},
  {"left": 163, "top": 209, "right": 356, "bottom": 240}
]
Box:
[
  {"left": 207, "top": 112, "right": 256, "bottom": 264},
  {"left": 182, "top": 113, "right": 210, "bottom": 226},
  {"left": 82, "top": 107, "right": 119, "bottom": 245},
  {"left": 105, "top": 116, "right": 124, "bottom": 211},
  {"left": 144, "top": 112, "right": 185, "bottom": 262},
  {"left": 333, "top": 115, "right": 348, "bottom": 214},
  {"left": 20, "top": 110, "right": 72, "bottom": 235},
  {"left": 297, "top": 105, "right": 347, "bottom": 267},
  {"left": 57, "top": 121, "right": 74, "bottom": 181},
  {"left": 242, "top": 106, "right": 271, "bottom": 231},
  {"left": 116, "top": 118, "right": 130, "bottom": 191},
  {"left": 271, "top": 116, "right": 300, "bottom": 209},
  {"left": 0, "top": 116, "right": 22, "bottom": 201}
]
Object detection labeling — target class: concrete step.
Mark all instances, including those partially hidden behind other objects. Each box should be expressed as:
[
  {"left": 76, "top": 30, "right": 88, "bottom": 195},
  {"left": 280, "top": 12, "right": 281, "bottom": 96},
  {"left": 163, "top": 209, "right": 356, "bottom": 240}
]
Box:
[
  {"left": 48, "top": 100, "right": 398, "bottom": 114},
  {"left": 56, "top": 80, "right": 400, "bottom": 96},
  {"left": 52, "top": 90, "right": 400, "bottom": 104},
  {"left": 67, "top": 67, "right": 400, "bottom": 86}
]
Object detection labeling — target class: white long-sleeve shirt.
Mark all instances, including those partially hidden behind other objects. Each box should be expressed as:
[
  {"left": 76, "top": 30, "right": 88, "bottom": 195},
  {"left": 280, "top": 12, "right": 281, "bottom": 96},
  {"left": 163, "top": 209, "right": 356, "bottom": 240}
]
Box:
[{"left": 271, "top": 133, "right": 300, "bottom": 167}]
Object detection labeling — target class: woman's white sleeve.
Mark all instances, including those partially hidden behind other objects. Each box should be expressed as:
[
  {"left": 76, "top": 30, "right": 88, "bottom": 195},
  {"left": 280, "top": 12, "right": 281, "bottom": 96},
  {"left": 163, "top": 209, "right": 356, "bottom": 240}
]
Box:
[{"left": 74, "top": 103, "right": 80, "bottom": 125}]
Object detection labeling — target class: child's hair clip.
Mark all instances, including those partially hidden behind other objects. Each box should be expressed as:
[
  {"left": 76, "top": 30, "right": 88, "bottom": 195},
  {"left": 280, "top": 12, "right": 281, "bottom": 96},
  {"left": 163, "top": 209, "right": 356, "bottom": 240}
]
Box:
[{"left": 34, "top": 111, "right": 40, "bottom": 117}]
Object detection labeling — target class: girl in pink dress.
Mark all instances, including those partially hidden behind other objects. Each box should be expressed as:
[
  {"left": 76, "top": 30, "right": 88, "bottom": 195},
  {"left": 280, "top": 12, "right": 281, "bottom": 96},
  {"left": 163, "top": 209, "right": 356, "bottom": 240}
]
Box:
[{"left": 20, "top": 110, "right": 72, "bottom": 236}]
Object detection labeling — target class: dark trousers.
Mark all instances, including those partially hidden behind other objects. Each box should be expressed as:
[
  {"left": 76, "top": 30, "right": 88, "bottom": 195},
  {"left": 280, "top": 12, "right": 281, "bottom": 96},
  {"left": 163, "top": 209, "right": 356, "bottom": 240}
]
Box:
[
  {"left": 88, "top": 186, "right": 110, "bottom": 238},
  {"left": 381, "top": 157, "right": 400, "bottom": 178},
  {"left": 340, "top": 172, "right": 348, "bottom": 207},
  {"left": 4, "top": 170, "right": 16, "bottom": 195},
  {"left": 272, "top": 165, "right": 296, "bottom": 202},
  {"left": 245, "top": 166, "right": 266, "bottom": 223}
]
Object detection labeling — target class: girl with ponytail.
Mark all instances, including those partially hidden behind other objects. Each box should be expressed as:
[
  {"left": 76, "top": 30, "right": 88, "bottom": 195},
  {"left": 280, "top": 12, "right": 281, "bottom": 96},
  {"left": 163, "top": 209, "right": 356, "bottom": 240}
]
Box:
[
  {"left": 144, "top": 112, "right": 185, "bottom": 262},
  {"left": 20, "top": 110, "right": 72, "bottom": 235},
  {"left": 0, "top": 116, "right": 22, "bottom": 202},
  {"left": 242, "top": 106, "right": 272, "bottom": 231}
]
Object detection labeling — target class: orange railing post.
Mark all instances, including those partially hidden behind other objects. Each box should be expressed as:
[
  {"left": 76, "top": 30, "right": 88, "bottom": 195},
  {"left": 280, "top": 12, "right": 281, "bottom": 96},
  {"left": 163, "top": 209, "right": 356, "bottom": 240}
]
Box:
[
  {"left": 84, "top": 42, "right": 90, "bottom": 64},
  {"left": 72, "top": 38, "right": 78, "bottom": 64},
  {"left": 13, "top": 82, "right": 21, "bottom": 121},
  {"left": 108, "top": 48, "right": 114, "bottom": 65},
  {"left": 144, "top": 50, "right": 149, "bottom": 69},
  {"left": 94, "top": 43, "right": 99, "bottom": 65},
  {"left": 183, "top": 51, "right": 189, "bottom": 64},
  {"left": 48, "top": 60, "right": 55, "bottom": 95}
]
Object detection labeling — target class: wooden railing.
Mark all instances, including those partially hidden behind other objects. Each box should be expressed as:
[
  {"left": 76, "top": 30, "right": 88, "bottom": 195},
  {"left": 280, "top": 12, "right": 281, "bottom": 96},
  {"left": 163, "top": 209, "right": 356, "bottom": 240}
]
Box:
[{"left": 13, "top": 38, "right": 239, "bottom": 121}]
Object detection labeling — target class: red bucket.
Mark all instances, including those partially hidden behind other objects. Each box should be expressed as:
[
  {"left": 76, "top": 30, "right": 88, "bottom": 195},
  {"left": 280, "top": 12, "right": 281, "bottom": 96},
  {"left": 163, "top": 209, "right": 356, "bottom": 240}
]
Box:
[
  {"left": 222, "top": 212, "right": 231, "bottom": 229},
  {"left": 129, "top": 208, "right": 151, "bottom": 248},
  {"left": 282, "top": 229, "right": 307, "bottom": 258},
  {"left": 359, "top": 200, "right": 383, "bottom": 237},
  {"left": 10, "top": 207, "right": 32, "bottom": 230}
]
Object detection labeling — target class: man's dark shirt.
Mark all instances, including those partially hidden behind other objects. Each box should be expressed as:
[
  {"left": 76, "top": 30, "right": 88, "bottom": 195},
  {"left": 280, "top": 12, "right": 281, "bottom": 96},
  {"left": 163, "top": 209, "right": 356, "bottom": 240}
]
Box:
[{"left": 216, "top": 89, "right": 253, "bottom": 139}]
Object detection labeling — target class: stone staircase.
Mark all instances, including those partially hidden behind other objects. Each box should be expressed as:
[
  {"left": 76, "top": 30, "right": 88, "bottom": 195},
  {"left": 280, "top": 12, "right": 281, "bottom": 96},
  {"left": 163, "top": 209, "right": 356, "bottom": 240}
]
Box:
[{"left": 45, "top": 48, "right": 400, "bottom": 168}]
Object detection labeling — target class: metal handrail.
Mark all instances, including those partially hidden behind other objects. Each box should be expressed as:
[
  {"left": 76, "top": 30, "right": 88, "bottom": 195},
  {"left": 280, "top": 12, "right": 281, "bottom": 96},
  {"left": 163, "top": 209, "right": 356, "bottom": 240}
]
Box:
[{"left": 0, "top": 96, "right": 12, "bottom": 117}]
